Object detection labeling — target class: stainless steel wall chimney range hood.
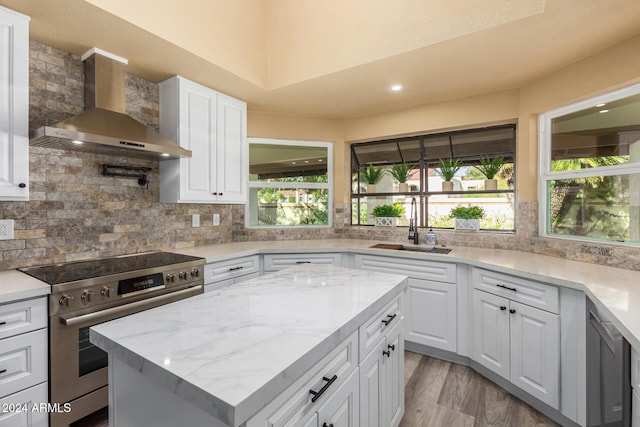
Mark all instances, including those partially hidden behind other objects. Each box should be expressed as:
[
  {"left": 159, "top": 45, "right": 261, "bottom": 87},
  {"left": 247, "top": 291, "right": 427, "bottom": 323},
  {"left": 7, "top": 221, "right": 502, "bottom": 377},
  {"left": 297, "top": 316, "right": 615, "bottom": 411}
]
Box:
[{"left": 30, "top": 48, "right": 191, "bottom": 160}]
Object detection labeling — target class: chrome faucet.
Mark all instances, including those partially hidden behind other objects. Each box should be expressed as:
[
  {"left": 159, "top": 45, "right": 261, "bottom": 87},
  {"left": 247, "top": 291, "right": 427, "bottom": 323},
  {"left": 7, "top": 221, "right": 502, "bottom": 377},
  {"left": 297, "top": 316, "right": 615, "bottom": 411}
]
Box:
[{"left": 408, "top": 197, "right": 419, "bottom": 244}]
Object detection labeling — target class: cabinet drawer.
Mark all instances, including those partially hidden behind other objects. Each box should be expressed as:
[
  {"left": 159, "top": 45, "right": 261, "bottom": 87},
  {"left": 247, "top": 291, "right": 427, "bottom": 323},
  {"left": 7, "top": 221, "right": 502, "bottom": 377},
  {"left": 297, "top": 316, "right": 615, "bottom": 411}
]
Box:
[
  {"left": 0, "top": 298, "right": 47, "bottom": 340},
  {"left": 359, "top": 295, "right": 402, "bottom": 363},
  {"left": 246, "top": 331, "right": 357, "bottom": 427},
  {"left": 204, "top": 256, "right": 260, "bottom": 284},
  {"left": 0, "top": 329, "right": 47, "bottom": 399},
  {"left": 472, "top": 268, "right": 559, "bottom": 314},
  {"left": 354, "top": 254, "right": 456, "bottom": 283},
  {"left": 263, "top": 253, "right": 342, "bottom": 272},
  {"left": 0, "top": 382, "right": 48, "bottom": 427}
]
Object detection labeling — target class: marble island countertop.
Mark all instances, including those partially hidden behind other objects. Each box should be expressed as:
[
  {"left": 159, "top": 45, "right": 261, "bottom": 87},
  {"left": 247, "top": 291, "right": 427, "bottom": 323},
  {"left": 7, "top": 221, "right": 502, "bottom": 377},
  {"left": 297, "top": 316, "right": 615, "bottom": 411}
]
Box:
[
  {"left": 89, "top": 264, "right": 407, "bottom": 426},
  {"left": 174, "top": 239, "right": 640, "bottom": 350}
]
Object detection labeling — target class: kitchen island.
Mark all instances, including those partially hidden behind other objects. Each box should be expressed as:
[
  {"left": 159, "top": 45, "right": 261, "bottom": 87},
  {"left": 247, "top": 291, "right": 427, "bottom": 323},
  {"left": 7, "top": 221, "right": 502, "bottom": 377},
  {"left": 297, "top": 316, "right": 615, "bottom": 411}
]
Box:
[{"left": 90, "top": 264, "right": 407, "bottom": 427}]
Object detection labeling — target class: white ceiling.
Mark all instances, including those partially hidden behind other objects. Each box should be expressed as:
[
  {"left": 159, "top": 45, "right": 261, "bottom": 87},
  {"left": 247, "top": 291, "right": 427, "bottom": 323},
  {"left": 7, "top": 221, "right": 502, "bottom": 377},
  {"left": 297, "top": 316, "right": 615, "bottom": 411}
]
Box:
[{"left": 3, "top": 0, "right": 640, "bottom": 119}]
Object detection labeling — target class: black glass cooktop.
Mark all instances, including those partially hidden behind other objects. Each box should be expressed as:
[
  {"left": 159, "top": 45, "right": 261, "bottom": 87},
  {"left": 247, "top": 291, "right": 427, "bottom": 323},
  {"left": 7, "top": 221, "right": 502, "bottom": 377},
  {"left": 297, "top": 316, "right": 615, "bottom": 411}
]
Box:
[{"left": 19, "top": 252, "right": 204, "bottom": 285}]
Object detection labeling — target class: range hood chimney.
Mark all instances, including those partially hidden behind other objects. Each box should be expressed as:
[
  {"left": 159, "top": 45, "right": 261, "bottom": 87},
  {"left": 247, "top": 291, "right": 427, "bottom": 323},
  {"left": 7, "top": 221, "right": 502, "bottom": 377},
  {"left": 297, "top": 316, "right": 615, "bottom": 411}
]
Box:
[{"left": 30, "top": 48, "right": 191, "bottom": 160}]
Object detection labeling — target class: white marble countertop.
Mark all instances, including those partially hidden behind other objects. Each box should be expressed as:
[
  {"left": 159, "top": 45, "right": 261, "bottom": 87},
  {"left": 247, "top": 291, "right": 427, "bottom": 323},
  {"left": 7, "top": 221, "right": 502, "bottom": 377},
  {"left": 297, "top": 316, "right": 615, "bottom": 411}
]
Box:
[
  {"left": 90, "top": 264, "right": 407, "bottom": 426},
  {"left": 174, "top": 239, "right": 640, "bottom": 350},
  {"left": 0, "top": 269, "right": 50, "bottom": 304}
]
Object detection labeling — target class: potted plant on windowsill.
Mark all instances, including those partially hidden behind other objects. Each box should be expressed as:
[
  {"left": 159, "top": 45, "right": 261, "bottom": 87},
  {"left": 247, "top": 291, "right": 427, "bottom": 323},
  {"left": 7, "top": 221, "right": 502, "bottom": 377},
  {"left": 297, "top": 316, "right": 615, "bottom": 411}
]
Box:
[
  {"left": 475, "top": 155, "right": 505, "bottom": 191},
  {"left": 437, "top": 158, "right": 462, "bottom": 192},
  {"left": 449, "top": 205, "right": 485, "bottom": 231},
  {"left": 389, "top": 162, "right": 415, "bottom": 192},
  {"left": 372, "top": 203, "right": 405, "bottom": 227},
  {"left": 360, "top": 164, "right": 384, "bottom": 193}
]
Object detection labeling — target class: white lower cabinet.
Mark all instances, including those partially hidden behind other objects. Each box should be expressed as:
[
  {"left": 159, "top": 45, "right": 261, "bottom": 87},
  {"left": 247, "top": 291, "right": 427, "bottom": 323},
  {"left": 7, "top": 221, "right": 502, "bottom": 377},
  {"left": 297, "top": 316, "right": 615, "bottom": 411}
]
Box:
[
  {"left": 317, "top": 369, "right": 359, "bottom": 427},
  {"left": 472, "top": 288, "right": 560, "bottom": 408},
  {"left": 405, "top": 278, "right": 456, "bottom": 352},
  {"left": 204, "top": 255, "right": 260, "bottom": 291},
  {"left": 0, "top": 382, "right": 48, "bottom": 427},
  {"left": 353, "top": 254, "right": 457, "bottom": 353},
  {"left": 263, "top": 253, "right": 343, "bottom": 272}
]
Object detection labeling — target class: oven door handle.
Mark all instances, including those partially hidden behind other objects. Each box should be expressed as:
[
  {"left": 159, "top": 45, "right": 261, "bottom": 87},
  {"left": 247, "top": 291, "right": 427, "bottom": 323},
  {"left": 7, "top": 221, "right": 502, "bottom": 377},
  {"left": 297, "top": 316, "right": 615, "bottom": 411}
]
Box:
[
  {"left": 60, "top": 285, "right": 203, "bottom": 327},
  {"left": 589, "top": 310, "right": 616, "bottom": 354}
]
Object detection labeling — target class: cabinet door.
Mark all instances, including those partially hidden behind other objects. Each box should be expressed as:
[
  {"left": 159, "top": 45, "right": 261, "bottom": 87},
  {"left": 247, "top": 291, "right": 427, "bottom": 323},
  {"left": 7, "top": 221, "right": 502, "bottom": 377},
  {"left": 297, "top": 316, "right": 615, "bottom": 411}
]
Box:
[
  {"left": 178, "top": 79, "right": 218, "bottom": 202},
  {"left": 0, "top": 382, "right": 48, "bottom": 427},
  {"left": 0, "top": 7, "right": 29, "bottom": 201},
  {"left": 359, "top": 339, "right": 384, "bottom": 427},
  {"left": 472, "top": 289, "right": 510, "bottom": 378},
  {"left": 216, "top": 92, "right": 247, "bottom": 203},
  {"left": 510, "top": 300, "right": 560, "bottom": 409},
  {"left": 406, "top": 278, "right": 457, "bottom": 352},
  {"left": 383, "top": 318, "right": 404, "bottom": 427},
  {"left": 317, "top": 369, "right": 359, "bottom": 427}
]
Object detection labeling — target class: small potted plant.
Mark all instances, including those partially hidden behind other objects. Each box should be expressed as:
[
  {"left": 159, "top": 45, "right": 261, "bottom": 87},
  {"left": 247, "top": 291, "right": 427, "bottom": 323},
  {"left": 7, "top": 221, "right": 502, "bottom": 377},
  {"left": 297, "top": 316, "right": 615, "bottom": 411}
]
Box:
[
  {"left": 437, "top": 158, "right": 462, "bottom": 191},
  {"left": 360, "top": 164, "right": 384, "bottom": 193},
  {"left": 372, "top": 203, "right": 405, "bottom": 227},
  {"left": 475, "top": 155, "right": 504, "bottom": 191},
  {"left": 449, "top": 204, "right": 485, "bottom": 231},
  {"left": 389, "top": 162, "right": 415, "bottom": 192}
]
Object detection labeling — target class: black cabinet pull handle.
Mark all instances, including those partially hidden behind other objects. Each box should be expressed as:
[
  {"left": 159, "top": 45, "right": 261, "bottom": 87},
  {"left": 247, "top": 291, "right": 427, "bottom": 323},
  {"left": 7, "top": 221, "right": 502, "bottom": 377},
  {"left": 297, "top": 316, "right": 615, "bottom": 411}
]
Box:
[
  {"left": 497, "top": 284, "right": 517, "bottom": 292},
  {"left": 295, "top": 261, "right": 311, "bottom": 264},
  {"left": 309, "top": 375, "right": 337, "bottom": 403},
  {"left": 0, "top": 321, "right": 5, "bottom": 326},
  {"left": 388, "top": 344, "right": 395, "bottom": 351},
  {"left": 0, "top": 369, "right": 6, "bottom": 375},
  {"left": 323, "top": 423, "right": 334, "bottom": 427},
  {"left": 229, "top": 266, "right": 244, "bottom": 271},
  {"left": 219, "top": 193, "right": 223, "bottom": 196},
  {"left": 383, "top": 350, "right": 391, "bottom": 357},
  {"left": 509, "top": 309, "right": 516, "bottom": 314},
  {"left": 500, "top": 306, "right": 507, "bottom": 311},
  {"left": 18, "top": 183, "right": 26, "bottom": 188},
  {"left": 381, "top": 313, "right": 397, "bottom": 326}
]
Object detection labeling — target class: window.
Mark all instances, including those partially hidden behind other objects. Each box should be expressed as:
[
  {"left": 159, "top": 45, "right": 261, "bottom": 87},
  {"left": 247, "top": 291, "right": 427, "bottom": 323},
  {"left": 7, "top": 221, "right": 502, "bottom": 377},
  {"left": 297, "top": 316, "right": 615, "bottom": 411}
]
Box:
[
  {"left": 350, "top": 125, "right": 516, "bottom": 230},
  {"left": 539, "top": 83, "right": 640, "bottom": 245},
  {"left": 247, "top": 138, "right": 332, "bottom": 227}
]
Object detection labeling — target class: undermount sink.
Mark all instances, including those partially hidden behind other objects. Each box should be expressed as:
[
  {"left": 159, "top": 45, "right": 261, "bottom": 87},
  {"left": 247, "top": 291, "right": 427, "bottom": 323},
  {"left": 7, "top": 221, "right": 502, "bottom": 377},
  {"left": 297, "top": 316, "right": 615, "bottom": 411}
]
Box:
[{"left": 370, "top": 243, "right": 452, "bottom": 254}]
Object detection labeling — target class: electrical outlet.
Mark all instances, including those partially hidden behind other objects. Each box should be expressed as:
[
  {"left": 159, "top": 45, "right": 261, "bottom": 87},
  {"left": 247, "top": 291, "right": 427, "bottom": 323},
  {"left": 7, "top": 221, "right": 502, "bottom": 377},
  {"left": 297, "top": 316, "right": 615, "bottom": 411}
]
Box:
[
  {"left": 213, "top": 214, "right": 220, "bottom": 226},
  {"left": 0, "top": 219, "right": 14, "bottom": 240},
  {"left": 192, "top": 214, "right": 200, "bottom": 227}
]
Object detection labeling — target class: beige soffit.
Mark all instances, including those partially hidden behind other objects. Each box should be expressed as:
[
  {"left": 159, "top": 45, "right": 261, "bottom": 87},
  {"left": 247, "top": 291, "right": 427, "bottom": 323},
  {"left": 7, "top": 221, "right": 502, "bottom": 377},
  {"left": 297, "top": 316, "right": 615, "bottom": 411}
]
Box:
[{"left": 3, "top": 0, "right": 640, "bottom": 118}]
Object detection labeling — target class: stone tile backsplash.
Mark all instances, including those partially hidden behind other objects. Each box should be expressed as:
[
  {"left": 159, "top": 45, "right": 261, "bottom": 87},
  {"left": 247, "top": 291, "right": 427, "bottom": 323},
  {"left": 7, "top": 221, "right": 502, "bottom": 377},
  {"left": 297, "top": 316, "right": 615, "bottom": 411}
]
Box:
[{"left": 1, "top": 41, "right": 639, "bottom": 272}]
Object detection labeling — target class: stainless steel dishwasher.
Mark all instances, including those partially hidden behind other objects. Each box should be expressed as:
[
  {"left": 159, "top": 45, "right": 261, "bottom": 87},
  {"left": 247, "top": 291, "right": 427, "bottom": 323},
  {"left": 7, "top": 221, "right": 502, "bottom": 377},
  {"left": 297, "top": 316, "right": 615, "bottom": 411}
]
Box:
[{"left": 586, "top": 296, "right": 631, "bottom": 427}]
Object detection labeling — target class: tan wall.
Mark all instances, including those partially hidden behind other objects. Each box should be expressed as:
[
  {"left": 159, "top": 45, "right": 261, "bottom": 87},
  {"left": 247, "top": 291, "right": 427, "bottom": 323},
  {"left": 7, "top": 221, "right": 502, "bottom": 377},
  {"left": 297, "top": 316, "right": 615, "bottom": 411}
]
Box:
[{"left": 250, "top": 34, "right": 640, "bottom": 205}]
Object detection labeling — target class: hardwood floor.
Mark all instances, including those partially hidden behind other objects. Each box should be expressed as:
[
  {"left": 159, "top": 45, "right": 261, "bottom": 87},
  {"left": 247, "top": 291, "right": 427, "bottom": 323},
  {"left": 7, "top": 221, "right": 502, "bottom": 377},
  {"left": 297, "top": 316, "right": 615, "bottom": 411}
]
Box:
[
  {"left": 401, "top": 351, "right": 560, "bottom": 427},
  {"left": 75, "top": 351, "right": 559, "bottom": 427}
]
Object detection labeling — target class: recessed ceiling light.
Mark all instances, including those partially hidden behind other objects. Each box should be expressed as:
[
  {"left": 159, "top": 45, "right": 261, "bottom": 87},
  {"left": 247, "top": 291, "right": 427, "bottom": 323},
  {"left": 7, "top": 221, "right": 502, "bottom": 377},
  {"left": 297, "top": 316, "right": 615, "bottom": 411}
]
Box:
[
  {"left": 161, "top": 153, "right": 170, "bottom": 157},
  {"left": 390, "top": 84, "right": 403, "bottom": 92},
  {"left": 304, "top": 160, "right": 309, "bottom": 163},
  {"left": 318, "top": 159, "right": 323, "bottom": 162},
  {"left": 291, "top": 161, "right": 296, "bottom": 164},
  {"left": 596, "top": 103, "right": 606, "bottom": 107},
  {"left": 72, "top": 140, "right": 84, "bottom": 145},
  {"left": 599, "top": 109, "right": 609, "bottom": 113}
]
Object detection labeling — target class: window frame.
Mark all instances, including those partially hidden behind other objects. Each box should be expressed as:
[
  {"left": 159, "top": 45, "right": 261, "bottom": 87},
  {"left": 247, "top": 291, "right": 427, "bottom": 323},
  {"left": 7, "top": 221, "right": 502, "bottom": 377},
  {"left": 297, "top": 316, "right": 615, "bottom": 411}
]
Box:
[
  {"left": 246, "top": 138, "right": 333, "bottom": 228},
  {"left": 350, "top": 124, "right": 517, "bottom": 231},
  {"left": 537, "top": 82, "right": 640, "bottom": 245}
]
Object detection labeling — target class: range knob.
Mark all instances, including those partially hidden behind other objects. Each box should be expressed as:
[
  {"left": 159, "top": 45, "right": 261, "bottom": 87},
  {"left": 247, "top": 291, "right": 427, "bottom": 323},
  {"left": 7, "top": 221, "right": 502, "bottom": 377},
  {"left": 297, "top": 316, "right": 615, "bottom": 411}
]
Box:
[
  {"left": 100, "top": 287, "right": 113, "bottom": 298},
  {"left": 166, "top": 273, "right": 175, "bottom": 283},
  {"left": 190, "top": 269, "right": 200, "bottom": 278},
  {"left": 81, "top": 290, "right": 95, "bottom": 303},
  {"left": 59, "top": 295, "right": 75, "bottom": 307},
  {"left": 178, "top": 271, "right": 188, "bottom": 280}
]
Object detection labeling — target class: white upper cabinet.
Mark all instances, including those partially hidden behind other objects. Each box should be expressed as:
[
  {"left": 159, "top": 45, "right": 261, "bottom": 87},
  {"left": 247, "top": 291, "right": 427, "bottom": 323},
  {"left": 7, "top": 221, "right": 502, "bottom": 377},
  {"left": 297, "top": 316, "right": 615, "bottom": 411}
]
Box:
[
  {"left": 0, "top": 7, "right": 29, "bottom": 201},
  {"left": 159, "top": 76, "right": 247, "bottom": 203}
]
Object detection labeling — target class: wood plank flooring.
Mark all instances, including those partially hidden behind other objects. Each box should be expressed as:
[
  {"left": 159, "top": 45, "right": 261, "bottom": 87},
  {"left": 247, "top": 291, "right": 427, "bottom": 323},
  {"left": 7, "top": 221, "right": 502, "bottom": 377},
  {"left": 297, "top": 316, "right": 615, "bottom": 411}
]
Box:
[
  {"left": 401, "top": 351, "right": 560, "bottom": 427},
  {"left": 74, "top": 351, "right": 559, "bottom": 427}
]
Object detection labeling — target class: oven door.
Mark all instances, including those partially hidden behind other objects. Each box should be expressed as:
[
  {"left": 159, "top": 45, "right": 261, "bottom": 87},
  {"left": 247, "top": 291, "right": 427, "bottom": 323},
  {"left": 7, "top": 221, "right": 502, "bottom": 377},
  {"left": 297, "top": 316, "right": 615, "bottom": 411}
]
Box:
[{"left": 49, "top": 285, "right": 203, "bottom": 415}]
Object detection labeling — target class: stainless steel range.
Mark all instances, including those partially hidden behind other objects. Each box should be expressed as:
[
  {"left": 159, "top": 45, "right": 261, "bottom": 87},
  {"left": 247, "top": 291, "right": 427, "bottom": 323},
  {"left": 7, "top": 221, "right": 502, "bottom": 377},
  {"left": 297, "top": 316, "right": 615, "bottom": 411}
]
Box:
[{"left": 19, "top": 251, "right": 205, "bottom": 427}]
